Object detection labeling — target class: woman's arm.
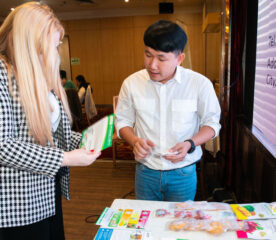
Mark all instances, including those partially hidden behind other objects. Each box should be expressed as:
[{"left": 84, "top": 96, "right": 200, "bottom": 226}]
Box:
[{"left": 78, "top": 87, "right": 85, "bottom": 104}]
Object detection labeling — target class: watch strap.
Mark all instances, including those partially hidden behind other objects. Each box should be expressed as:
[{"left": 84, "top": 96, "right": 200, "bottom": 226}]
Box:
[{"left": 184, "top": 139, "right": 195, "bottom": 154}]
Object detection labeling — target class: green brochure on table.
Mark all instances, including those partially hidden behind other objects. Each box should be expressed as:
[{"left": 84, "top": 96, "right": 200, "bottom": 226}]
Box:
[{"left": 80, "top": 114, "right": 115, "bottom": 152}]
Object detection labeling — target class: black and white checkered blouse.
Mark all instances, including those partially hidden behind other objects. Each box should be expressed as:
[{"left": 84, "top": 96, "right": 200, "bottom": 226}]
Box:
[{"left": 0, "top": 59, "right": 81, "bottom": 228}]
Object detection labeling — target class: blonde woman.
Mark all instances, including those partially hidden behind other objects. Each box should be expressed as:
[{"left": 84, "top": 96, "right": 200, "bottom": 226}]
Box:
[{"left": 0, "top": 2, "right": 100, "bottom": 239}]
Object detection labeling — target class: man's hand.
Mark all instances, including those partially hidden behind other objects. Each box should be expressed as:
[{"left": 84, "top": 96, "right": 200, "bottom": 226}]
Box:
[
  {"left": 118, "top": 127, "right": 155, "bottom": 160},
  {"left": 163, "top": 141, "right": 192, "bottom": 163},
  {"left": 133, "top": 138, "right": 155, "bottom": 160}
]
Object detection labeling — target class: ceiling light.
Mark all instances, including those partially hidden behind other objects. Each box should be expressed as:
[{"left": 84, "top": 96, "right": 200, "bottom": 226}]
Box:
[
  {"left": 11, "top": 8, "right": 15, "bottom": 11},
  {"left": 125, "top": 0, "right": 129, "bottom": 2}
]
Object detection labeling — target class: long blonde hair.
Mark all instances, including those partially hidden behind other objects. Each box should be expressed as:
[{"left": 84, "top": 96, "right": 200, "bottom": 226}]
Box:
[{"left": 0, "top": 2, "right": 72, "bottom": 146}]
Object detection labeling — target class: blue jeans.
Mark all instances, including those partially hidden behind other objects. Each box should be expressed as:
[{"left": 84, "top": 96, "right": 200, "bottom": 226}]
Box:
[{"left": 135, "top": 163, "right": 197, "bottom": 202}]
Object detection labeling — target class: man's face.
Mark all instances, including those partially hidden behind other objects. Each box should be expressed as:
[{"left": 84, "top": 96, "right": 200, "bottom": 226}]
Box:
[
  {"left": 61, "top": 78, "right": 66, "bottom": 86},
  {"left": 144, "top": 46, "right": 184, "bottom": 84}
]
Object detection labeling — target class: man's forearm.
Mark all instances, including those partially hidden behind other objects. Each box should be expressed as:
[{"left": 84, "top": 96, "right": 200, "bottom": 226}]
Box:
[
  {"left": 191, "top": 126, "right": 215, "bottom": 146},
  {"left": 119, "top": 127, "right": 139, "bottom": 147}
]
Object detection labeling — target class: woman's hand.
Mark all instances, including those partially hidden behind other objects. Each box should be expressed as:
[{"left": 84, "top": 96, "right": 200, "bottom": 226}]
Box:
[{"left": 61, "top": 149, "right": 101, "bottom": 167}]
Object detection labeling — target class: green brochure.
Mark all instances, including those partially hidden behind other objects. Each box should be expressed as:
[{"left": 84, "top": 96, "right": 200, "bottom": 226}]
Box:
[{"left": 80, "top": 114, "right": 115, "bottom": 152}]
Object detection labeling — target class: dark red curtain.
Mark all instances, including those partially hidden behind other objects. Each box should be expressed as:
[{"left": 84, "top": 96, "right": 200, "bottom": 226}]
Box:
[{"left": 225, "top": 0, "right": 247, "bottom": 187}]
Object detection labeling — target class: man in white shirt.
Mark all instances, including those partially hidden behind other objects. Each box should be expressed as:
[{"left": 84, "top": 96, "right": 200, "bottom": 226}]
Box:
[{"left": 115, "top": 20, "right": 221, "bottom": 201}]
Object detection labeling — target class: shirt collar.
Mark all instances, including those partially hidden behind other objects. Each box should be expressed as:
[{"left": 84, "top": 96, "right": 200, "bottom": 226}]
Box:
[{"left": 174, "top": 65, "right": 182, "bottom": 84}]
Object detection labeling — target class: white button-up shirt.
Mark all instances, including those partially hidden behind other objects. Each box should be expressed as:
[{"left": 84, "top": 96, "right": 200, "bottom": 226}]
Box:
[{"left": 115, "top": 66, "right": 221, "bottom": 170}]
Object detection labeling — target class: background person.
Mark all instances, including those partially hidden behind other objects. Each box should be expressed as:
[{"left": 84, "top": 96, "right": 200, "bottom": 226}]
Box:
[
  {"left": 76, "top": 74, "right": 93, "bottom": 104},
  {"left": 115, "top": 20, "right": 221, "bottom": 202},
  {"left": 0, "top": 2, "right": 100, "bottom": 239},
  {"left": 60, "top": 69, "right": 78, "bottom": 90}
]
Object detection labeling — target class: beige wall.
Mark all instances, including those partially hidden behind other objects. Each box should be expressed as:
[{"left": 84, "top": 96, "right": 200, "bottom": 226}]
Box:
[
  {"left": 205, "top": 32, "right": 221, "bottom": 82},
  {"left": 63, "top": 13, "right": 207, "bottom": 104},
  {"left": 207, "top": 32, "right": 221, "bottom": 97}
]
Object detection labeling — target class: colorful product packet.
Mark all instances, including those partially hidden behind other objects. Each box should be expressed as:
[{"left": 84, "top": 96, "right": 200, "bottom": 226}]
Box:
[
  {"left": 118, "top": 209, "right": 133, "bottom": 227},
  {"left": 127, "top": 211, "right": 141, "bottom": 229},
  {"left": 94, "top": 228, "right": 152, "bottom": 240},
  {"left": 137, "top": 210, "right": 151, "bottom": 229},
  {"left": 236, "top": 219, "right": 276, "bottom": 239},
  {"left": 230, "top": 203, "right": 276, "bottom": 220},
  {"left": 108, "top": 209, "right": 123, "bottom": 228},
  {"left": 96, "top": 207, "right": 115, "bottom": 226}
]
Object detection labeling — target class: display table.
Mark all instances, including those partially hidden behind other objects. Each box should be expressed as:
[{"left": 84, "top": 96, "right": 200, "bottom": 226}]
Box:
[
  {"left": 100, "top": 198, "right": 240, "bottom": 240},
  {"left": 95, "top": 199, "right": 276, "bottom": 240}
]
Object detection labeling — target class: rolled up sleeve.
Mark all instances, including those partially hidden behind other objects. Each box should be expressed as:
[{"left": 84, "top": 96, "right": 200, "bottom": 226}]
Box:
[
  {"left": 198, "top": 79, "right": 221, "bottom": 138},
  {"left": 115, "top": 80, "right": 136, "bottom": 138}
]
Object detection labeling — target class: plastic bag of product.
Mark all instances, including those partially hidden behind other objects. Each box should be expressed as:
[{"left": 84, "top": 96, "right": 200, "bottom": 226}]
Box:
[
  {"left": 155, "top": 208, "right": 173, "bottom": 217},
  {"left": 174, "top": 209, "right": 210, "bottom": 220},
  {"left": 205, "top": 219, "right": 249, "bottom": 235},
  {"left": 169, "top": 219, "right": 248, "bottom": 235},
  {"left": 174, "top": 201, "right": 230, "bottom": 211}
]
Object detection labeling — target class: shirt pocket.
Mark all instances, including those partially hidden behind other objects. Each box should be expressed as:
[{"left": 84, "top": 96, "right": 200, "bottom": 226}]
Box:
[
  {"left": 134, "top": 98, "right": 155, "bottom": 128},
  {"left": 172, "top": 99, "right": 197, "bottom": 132}
]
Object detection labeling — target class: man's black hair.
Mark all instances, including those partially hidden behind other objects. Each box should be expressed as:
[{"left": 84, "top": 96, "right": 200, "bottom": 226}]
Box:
[
  {"left": 60, "top": 70, "right": 67, "bottom": 79},
  {"left": 143, "top": 20, "right": 187, "bottom": 54}
]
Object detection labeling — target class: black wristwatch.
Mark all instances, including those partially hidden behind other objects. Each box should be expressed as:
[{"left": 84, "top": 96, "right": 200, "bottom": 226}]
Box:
[{"left": 184, "top": 139, "right": 195, "bottom": 154}]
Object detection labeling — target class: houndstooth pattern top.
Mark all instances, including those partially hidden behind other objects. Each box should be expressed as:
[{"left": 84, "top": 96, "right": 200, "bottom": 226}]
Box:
[{"left": 0, "top": 59, "right": 81, "bottom": 228}]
